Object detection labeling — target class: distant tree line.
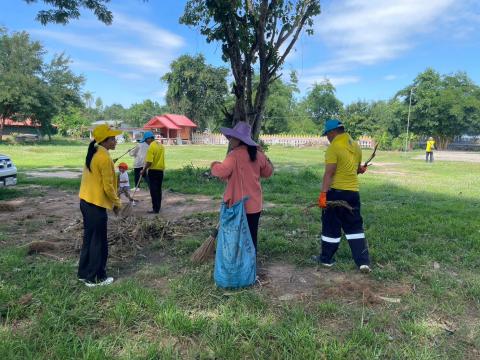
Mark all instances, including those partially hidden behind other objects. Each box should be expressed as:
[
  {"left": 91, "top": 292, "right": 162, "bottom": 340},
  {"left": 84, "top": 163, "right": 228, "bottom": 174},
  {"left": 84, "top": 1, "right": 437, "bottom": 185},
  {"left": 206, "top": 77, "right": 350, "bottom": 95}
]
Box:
[
  {"left": 162, "top": 54, "right": 480, "bottom": 150},
  {"left": 2, "top": 27, "right": 480, "bottom": 149}
]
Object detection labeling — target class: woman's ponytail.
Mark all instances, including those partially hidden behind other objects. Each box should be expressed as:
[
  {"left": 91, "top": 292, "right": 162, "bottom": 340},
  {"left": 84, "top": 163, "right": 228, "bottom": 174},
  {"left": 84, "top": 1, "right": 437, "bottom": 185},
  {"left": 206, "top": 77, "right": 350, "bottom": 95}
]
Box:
[{"left": 85, "top": 140, "right": 97, "bottom": 171}]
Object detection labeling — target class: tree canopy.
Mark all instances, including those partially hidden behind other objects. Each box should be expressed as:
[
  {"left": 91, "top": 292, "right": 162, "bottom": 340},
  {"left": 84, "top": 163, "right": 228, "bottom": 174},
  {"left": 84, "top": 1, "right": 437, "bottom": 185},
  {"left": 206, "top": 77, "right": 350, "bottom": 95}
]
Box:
[
  {"left": 23, "top": 0, "right": 113, "bottom": 25},
  {"left": 0, "top": 28, "right": 84, "bottom": 139},
  {"left": 180, "top": 0, "right": 321, "bottom": 139},
  {"left": 301, "top": 80, "right": 343, "bottom": 127},
  {"left": 396, "top": 68, "right": 480, "bottom": 148},
  {"left": 261, "top": 71, "right": 299, "bottom": 134},
  {"left": 162, "top": 54, "right": 229, "bottom": 131}
]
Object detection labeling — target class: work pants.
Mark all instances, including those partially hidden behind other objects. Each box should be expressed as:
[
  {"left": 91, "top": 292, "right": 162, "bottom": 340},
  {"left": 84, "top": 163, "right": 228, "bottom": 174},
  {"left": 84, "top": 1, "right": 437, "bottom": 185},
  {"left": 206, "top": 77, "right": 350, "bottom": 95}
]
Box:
[
  {"left": 78, "top": 200, "right": 108, "bottom": 282},
  {"left": 320, "top": 189, "right": 370, "bottom": 267},
  {"left": 426, "top": 151, "right": 434, "bottom": 162},
  {"left": 134, "top": 167, "right": 149, "bottom": 188},
  {"left": 148, "top": 169, "right": 164, "bottom": 213}
]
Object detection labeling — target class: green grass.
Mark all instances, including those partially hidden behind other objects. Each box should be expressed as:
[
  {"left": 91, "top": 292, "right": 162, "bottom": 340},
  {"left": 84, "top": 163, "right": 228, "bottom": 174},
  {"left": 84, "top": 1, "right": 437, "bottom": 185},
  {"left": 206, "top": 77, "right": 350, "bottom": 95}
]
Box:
[{"left": 0, "top": 142, "right": 479, "bottom": 358}]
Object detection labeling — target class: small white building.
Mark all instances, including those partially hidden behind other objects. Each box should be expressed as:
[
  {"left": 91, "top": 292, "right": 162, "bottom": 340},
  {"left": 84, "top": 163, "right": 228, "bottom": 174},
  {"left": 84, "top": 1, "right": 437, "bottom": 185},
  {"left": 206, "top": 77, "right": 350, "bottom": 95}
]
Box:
[{"left": 89, "top": 120, "right": 143, "bottom": 143}]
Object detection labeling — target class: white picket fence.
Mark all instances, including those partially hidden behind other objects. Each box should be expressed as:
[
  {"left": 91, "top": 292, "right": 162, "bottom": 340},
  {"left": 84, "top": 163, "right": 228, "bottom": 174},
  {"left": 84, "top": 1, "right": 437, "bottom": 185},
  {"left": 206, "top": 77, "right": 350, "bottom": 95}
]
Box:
[{"left": 191, "top": 133, "right": 375, "bottom": 148}]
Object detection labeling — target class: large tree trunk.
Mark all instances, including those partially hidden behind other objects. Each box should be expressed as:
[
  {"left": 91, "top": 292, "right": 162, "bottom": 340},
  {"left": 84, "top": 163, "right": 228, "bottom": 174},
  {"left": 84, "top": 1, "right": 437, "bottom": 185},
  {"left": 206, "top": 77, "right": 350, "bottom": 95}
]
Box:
[
  {"left": 231, "top": 84, "right": 269, "bottom": 142},
  {"left": 438, "top": 136, "right": 450, "bottom": 150}
]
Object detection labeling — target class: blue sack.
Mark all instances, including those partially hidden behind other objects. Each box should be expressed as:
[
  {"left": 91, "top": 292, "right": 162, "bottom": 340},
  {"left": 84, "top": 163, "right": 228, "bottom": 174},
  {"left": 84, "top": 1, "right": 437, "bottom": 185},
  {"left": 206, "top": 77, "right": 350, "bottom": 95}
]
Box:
[{"left": 214, "top": 197, "right": 256, "bottom": 288}]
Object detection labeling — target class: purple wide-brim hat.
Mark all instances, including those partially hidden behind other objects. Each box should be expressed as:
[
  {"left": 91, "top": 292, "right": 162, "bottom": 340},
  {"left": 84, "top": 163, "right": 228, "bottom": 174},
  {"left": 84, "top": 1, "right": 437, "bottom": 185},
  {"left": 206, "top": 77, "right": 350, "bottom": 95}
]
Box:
[{"left": 220, "top": 121, "right": 257, "bottom": 146}]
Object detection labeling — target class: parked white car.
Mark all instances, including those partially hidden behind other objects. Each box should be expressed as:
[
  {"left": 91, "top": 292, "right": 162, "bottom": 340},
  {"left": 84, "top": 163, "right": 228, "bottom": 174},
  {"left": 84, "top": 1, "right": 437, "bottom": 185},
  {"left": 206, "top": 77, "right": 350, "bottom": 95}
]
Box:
[{"left": 0, "top": 154, "right": 17, "bottom": 186}]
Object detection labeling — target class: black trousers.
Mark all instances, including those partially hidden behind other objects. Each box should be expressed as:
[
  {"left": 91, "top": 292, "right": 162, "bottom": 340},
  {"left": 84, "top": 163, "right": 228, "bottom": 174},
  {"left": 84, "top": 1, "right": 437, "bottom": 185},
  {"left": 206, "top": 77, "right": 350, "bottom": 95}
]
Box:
[
  {"left": 78, "top": 200, "right": 108, "bottom": 282},
  {"left": 148, "top": 169, "right": 164, "bottom": 213},
  {"left": 320, "top": 189, "right": 370, "bottom": 267},
  {"left": 134, "top": 167, "right": 149, "bottom": 188},
  {"left": 426, "top": 151, "right": 434, "bottom": 162},
  {"left": 246, "top": 212, "right": 261, "bottom": 251}
]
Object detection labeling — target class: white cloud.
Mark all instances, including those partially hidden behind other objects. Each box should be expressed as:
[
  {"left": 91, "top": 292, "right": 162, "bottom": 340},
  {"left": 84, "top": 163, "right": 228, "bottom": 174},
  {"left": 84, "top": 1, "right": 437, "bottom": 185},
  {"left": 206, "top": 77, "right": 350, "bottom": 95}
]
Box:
[
  {"left": 113, "top": 13, "right": 184, "bottom": 49},
  {"left": 383, "top": 74, "right": 397, "bottom": 81},
  {"left": 298, "top": 0, "right": 470, "bottom": 90},
  {"left": 30, "top": 12, "right": 185, "bottom": 78},
  {"left": 316, "top": 0, "right": 456, "bottom": 67},
  {"left": 300, "top": 75, "right": 360, "bottom": 87}
]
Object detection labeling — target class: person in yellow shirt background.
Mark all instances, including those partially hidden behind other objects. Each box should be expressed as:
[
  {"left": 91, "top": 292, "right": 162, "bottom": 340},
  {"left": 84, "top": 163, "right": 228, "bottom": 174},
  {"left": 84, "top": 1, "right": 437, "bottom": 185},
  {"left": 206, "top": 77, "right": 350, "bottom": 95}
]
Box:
[
  {"left": 426, "top": 136, "right": 435, "bottom": 162},
  {"left": 312, "top": 119, "right": 371, "bottom": 273},
  {"left": 78, "top": 124, "right": 122, "bottom": 287},
  {"left": 140, "top": 131, "right": 165, "bottom": 214}
]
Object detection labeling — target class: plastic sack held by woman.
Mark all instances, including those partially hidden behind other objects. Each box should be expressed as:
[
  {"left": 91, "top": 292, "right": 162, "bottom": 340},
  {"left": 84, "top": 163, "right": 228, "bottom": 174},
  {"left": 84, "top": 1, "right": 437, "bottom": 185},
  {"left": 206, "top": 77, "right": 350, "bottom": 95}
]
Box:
[
  {"left": 78, "top": 124, "right": 122, "bottom": 287},
  {"left": 210, "top": 121, "right": 274, "bottom": 288}
]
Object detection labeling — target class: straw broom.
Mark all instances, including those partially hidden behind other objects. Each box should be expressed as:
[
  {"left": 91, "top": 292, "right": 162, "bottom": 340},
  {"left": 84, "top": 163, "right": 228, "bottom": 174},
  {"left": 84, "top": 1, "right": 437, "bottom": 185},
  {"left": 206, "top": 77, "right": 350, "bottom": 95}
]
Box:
[{"left": 190, "top": 223, "right": 219, "bottom": 263}]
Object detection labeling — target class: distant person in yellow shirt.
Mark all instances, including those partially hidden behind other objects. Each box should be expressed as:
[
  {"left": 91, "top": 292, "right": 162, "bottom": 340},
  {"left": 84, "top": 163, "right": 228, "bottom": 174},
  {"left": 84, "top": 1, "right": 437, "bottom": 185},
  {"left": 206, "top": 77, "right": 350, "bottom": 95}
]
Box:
[
  {"left": 78, "top": 124, "right": 122, "bottom": 287},
  {"left": 312, "top": 119, "right": 371, "bottom": 273},
  {"left": 140, "top": 131, "right": 165, "bottom": 214},
  {"left": 426, "top": 137, "right": 435, "bottom": 162}
]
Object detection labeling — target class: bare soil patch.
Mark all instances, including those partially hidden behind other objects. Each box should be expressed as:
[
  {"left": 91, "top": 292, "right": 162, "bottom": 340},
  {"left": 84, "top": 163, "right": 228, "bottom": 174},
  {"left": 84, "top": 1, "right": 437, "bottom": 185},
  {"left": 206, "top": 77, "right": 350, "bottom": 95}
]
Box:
[
  {"left": 0, "top": 186, "right": 218, "bottom": 261},
  {"left": 366, "top": 162, "right": 406, "bottom": 176},
  {"left": 24, "top": 171, "right": 82, "bottom": 179},
  {"left": 370, "top": 162, "right": 400, "bottom": 167},
  {"left": 259, "top": 262, "right": 411, "bottom": 306}
]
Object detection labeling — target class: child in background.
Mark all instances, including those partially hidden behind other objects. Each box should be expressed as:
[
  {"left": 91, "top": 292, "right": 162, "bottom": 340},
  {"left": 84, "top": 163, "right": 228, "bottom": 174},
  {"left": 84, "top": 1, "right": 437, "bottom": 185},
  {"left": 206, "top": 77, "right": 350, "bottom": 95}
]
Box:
[{"left": 117, "top": 163, "right": 134, "bottom": 204}]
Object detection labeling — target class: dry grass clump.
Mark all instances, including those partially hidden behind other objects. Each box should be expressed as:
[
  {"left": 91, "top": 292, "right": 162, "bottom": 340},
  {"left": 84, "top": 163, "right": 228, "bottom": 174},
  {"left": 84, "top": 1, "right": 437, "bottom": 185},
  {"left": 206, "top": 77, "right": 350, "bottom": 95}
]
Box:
[
  {"left": 108, "top": 216, "right": 174, "bottom": 259},
  {"left": 64, "top": 216, "right": 177, "bottom": 259},
  {"left": 0, "top": 202, "right": 18, "bottom": 212}
]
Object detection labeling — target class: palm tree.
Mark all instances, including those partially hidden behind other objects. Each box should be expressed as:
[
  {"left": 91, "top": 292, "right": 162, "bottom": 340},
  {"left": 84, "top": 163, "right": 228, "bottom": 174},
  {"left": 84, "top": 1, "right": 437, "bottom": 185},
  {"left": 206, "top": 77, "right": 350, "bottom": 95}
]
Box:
[{"left": 82, "top": 91, "right": 94, "bottom": 108}]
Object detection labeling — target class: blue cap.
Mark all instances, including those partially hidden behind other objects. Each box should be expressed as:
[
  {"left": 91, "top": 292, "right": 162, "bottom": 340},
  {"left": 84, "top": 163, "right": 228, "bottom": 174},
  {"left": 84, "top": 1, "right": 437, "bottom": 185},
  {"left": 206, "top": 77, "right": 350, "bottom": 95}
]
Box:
[
  {"left": 141, "top": 131, "right": 155, "bottom": 143},
  {"left": 322, "top": 119, "right": 344, "bottom": 136}
]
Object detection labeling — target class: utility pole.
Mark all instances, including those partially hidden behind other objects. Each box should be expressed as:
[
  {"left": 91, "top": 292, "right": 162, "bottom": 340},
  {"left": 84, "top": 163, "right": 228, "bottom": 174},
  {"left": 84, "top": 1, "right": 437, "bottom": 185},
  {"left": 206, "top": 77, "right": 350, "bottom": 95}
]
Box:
[{"left": 404, "top": 86, "right": 415, "bottom": 153}]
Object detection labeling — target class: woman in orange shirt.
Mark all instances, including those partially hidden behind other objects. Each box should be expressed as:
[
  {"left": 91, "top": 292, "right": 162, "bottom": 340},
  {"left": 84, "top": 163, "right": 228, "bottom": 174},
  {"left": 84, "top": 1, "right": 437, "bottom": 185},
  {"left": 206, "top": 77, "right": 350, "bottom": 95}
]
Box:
[{"left": 211, "top": 122, "right": 274, "bottom": 253}]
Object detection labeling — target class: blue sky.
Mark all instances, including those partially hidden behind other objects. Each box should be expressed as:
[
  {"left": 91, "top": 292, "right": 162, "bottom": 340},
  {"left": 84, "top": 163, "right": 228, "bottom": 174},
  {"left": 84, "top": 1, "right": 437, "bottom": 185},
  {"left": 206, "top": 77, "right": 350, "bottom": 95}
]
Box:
[{"left": 1, "top": 0, "right": 480, "bottom": 107}]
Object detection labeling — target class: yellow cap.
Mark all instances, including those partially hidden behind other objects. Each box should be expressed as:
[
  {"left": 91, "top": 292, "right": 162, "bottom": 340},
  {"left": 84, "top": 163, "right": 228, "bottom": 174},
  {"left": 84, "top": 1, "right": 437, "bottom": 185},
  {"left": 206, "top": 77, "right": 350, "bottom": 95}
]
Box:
[{"left": 93, "top": 124, "right": 122, "bottom": 143}]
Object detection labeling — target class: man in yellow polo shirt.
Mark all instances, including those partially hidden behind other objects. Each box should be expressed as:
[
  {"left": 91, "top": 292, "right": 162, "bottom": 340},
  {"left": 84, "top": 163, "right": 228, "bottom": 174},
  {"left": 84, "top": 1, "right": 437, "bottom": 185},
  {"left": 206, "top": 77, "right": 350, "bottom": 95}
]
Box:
[
  {"left": 312, "top": 119, "right": 371, "bottom": 273},
  {"left": 425, "top": 136, "right": 435, "bottom": 162},
  {"left": 140, "top": 131, "right": 165, "bottom": 214}
]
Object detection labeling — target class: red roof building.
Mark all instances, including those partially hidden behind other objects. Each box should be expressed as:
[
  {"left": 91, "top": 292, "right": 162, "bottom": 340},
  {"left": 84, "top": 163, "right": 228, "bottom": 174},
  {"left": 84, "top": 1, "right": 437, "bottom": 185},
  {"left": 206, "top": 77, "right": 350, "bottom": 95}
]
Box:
[
  {"left": 163, "top": 114, "right": 197, "bottom": 128},
  {"left": 143, "top": 114, "right": 197, "bottom": 143},
  {"left": 3, "top": 118, "right": 40, "bottom": 127},
  {"left": 0, "top": 118, "right": 43, "bottom": 137}
]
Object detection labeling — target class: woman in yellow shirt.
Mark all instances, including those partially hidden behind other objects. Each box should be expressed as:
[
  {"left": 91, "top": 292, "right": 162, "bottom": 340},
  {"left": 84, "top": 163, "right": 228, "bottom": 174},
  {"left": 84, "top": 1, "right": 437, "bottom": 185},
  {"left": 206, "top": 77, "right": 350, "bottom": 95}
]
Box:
[{"left": 78, "top": 124, "right": 122, "bottom": 287}]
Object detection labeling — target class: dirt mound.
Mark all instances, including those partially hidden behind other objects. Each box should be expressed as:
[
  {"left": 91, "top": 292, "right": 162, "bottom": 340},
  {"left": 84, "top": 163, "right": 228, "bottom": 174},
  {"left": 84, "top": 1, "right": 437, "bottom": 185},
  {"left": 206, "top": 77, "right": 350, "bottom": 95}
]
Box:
[{"left": 260, "top": 263, "right": 411, "bottom": 306}]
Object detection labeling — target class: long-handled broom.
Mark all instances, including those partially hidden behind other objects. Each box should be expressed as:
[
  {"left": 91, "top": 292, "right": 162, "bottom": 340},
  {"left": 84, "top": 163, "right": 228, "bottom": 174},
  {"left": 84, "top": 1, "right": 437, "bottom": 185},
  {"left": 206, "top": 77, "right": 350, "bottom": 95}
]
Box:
[
  {"left": 113, "top": 146, "right": 136, "bottom": 164},
  {"left": 120, "top": 176, "right": 143, "bottom": 218},
  {"left": 190, "top": 222, "right": 219, "bottom": 263}
]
